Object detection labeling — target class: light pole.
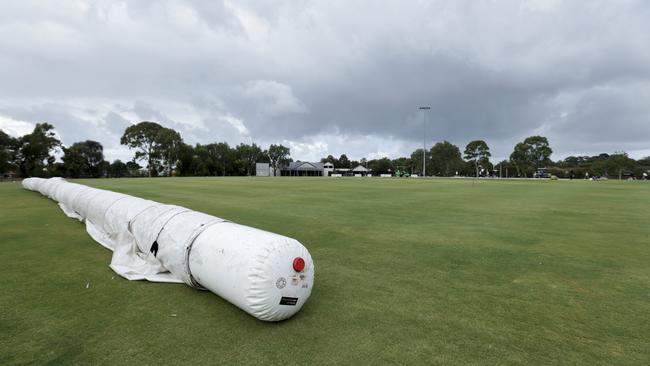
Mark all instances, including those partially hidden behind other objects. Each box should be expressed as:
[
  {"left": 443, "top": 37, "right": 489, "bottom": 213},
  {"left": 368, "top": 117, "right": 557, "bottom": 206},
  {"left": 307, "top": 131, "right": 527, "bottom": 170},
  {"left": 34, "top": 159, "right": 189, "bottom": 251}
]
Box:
[{"left": 418, "top": 106, "right": 431, "bottom": 177}]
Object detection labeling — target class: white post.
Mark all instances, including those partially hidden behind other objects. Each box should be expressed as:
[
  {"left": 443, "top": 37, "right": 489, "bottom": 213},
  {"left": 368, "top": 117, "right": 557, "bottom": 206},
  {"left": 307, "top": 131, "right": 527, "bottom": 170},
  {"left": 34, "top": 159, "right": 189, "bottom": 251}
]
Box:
[{"left": 419, "top": 106, "right": 431, "bottom": 177}]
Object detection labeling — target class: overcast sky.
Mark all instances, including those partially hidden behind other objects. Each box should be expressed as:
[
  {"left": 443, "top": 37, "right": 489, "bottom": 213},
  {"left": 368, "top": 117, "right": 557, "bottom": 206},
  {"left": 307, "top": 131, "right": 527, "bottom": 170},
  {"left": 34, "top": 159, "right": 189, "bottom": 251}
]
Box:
[{"left": 1, "top": 0, "right": 649, "bottom": 163}]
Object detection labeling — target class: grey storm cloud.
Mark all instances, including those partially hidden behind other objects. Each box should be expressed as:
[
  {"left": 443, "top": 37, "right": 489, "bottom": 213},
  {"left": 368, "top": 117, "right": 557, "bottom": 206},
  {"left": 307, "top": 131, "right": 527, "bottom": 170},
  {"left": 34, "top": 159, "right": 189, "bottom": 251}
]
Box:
[{"left": 1, "top": 0, "right": 649, "bottom": 162}]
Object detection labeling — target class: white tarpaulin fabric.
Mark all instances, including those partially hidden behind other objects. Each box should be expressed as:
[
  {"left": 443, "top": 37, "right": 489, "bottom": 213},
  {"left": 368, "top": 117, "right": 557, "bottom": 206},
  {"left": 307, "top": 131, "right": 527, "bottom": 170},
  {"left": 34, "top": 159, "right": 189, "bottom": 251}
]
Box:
[{"left": 22, "top": 177, "right": 314, "bottom": 321}]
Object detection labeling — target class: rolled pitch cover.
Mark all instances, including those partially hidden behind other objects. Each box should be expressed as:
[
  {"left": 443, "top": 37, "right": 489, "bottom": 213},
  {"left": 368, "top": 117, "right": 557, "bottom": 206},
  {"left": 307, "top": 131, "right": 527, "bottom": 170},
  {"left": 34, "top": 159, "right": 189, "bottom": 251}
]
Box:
[{"left": 22, "top": 177, "right": 314, "bottom": 321}]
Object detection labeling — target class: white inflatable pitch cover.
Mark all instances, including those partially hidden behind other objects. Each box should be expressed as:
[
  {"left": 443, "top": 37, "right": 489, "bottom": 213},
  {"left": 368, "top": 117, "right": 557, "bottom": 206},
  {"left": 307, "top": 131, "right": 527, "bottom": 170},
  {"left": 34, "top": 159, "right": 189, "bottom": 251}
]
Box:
[{"left": 22, "top": 177, "right": 314, "bottom": 321}]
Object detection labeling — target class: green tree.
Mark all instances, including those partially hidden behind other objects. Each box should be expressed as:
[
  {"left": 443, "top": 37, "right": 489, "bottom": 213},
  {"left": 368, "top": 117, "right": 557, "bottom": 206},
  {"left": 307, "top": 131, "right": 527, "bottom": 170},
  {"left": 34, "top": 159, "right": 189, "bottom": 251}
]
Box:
[
  {"left": 368, "top": 157, "right": 393, "bottom": 174},
  {"left": 523, "top": 136, "right": 553, "bottom": 169},
  {"left": 120, "top": 122, "right": 183, "bottom": 177},
  {"left": 430, "top": 141, "right": 464, "bottom": 176},
  {"left": 359, "top": 158, "right": 369, "bottom": 169},
  {"left": 464, "top": 140, "right": 491, "bottom": 177},
  {"left": 98, "top": 160, "right": 111, "bottom": 178},
  {"left": 207, "top": 142, "right": 233, "bottom": 176},
  {"left": 338, "top": 154, "right": 351, "bottom": 169},
  {"left": 126, "top": 161, "right": 143, "bottom": 176},
  {"left": 0, "top": 129, "right": 17, "bottom": 174},
  {"left": 156, "top": 128, "right": 183, "bottom": 176},
  {"left": 510, "top": 142, "right": 531, "bottom": 177},
  {"left": 266, "top": 144, "right": 291, "bottom": 176},
  {"left": 16, "top": 123, "right": 61, "bottom": 177},
  {"left": 494, "top": 159, "right": 516, "bottom": 178},
  {"left": 510, "top": 136, "right": 553, "bottom": 177},
  {"left": 637, "top": 156, "right": 650, "bottom": 167},
  {"left": 188, "top": 144, "right": 212, "bottom": 176},
  {"left": 234, "top": 143, "right": 264, "bottom": 176},
  {"left": 62, "top": 140, "right": 105, "bottom": 178},
  {"left": 61, "top": 146, "right": 85, "bottom": 178},
  {"left": 391, "top": 156, "right": 412, "bottom": 175},
  {"left": 592, "top": 152, "right": 637, "bottom": 179},
  {"left": 109, "top": 160, "right": 128, "bottom": 178},
  {"left": 320, "top": 155, "right": 338, "bottom": 167},
  {"left": 175, "top": 143, "right": 196, "bottom": 176},
  {"left": 410, "top": 148, "right": 431, "bottom": 176},
  {"left": 120, "top": 121, "right": 164, "bottom": 177},
  {"left": 80, "top": 141, "right": 104, "bottom": 176}
]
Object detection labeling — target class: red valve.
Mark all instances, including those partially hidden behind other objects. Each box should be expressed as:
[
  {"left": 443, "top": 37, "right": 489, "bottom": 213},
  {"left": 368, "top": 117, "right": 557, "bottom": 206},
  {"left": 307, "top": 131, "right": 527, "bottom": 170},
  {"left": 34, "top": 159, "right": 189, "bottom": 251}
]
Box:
[{"left": 293, "top": 257, "right": 305, "bottom": 272}]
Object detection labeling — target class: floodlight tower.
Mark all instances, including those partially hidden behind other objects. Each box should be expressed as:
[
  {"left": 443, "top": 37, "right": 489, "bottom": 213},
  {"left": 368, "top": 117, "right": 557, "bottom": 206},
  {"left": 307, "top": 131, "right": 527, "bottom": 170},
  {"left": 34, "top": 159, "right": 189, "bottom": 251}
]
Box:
[{"left": 419, "top": 106, "right": 431, "bottom": 177}]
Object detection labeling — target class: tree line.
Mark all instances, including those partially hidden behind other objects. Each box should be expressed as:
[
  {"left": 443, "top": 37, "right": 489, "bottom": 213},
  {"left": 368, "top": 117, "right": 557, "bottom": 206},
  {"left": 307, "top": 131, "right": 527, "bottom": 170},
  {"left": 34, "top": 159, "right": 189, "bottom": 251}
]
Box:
[
  {"left": 0, "top": 121, "right": 291, "bottom": 178},
  {"left": 1, "top": 121, "right": 648, "bottom": 179},
  {"left": 346, "top": 136, "right": 648, "bottom": 179}
]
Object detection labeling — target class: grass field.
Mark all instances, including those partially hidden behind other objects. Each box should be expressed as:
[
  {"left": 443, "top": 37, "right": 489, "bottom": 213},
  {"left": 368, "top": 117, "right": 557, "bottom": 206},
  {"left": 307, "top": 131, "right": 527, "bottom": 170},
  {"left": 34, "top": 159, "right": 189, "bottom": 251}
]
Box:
[{"left": 1, "top": 177, "right": 649, "bottom": 365}]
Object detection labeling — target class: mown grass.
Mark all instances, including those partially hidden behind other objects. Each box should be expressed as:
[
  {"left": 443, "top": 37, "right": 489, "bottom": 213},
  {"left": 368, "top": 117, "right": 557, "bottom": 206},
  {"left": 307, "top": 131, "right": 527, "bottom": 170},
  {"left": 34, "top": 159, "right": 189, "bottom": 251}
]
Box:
[{"left": 1, "top": 177, "right": 649, "bottom": 365}]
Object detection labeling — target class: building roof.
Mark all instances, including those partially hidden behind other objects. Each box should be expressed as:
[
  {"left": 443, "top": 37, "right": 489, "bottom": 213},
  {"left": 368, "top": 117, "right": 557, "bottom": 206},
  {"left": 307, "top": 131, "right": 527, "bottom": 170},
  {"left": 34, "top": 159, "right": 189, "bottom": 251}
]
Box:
[
  {"left": 352, "top": 165, "right": 371, "bottom": 172},
  {"left": 285, "top": 161, "right": 325, "bottom": 171}
]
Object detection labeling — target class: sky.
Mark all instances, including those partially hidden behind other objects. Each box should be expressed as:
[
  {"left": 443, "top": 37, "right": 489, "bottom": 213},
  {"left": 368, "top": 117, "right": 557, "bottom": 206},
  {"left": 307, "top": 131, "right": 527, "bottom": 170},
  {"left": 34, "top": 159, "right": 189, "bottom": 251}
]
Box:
[{"left": 1, "top": 0, "right": 649, "bottom": 163}]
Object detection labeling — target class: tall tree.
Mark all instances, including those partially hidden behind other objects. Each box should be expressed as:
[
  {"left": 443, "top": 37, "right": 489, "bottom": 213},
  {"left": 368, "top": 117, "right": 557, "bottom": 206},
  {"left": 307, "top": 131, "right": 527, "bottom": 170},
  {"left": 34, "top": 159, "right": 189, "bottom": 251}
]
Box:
[
  {"left": 61, "top": 145, "right": 85, "bottom": 178},
  {"left": 17, "top": 123, "right": 61, "bottom": 177},
  {"left": 156, "top": 128, "right": 183, "bottom": 176},
  {"left": 175, "top": 143, "right": 196, "bottom": 176},
  {"left": 338, "top": 154, "right": 351, "bottom": 169},
  {"left": 523, "top": 135, "right": 553, "bottom": 169},
  {"left": 410, "top": 148, "right": 431, "bottom": 176},
  {"left": 430, "top": 141, "right": 464, "bottom": 176},
  {"left": 193, "top": 144, "right": 215, "bottom": 176},
  {"left": 109, "top": 160, "right": 128, "bottom": 178},
  {"left": 120, "top": 121, "right": 163, "bottom": 177},
  {"left": 464, "top": 140, "right": 491, "bottom": 177},
  {"left": 509, "top": 142, "right": 530, "bottom": 177},
  {"left": 206, "top": 142, "right": 233, "bottom": 176},
  {"left": 0, "top": 129, "right": 17, "bottom": 174},
  {"left": 266, "top": 144, "right": 291, "bottom": 176},
  {"left": 368, "top": 157, "right": 393, "bottom": 174},
  {"left": 82, "top": 141, "right": 105, "bottom": 177},
  {"left": 234, "top": 143, "right": 264, "bottom": 176},
  {"left": 62, "top": 140, "right": 105, "bottom": 178},
  {"left": 509, "top": 136, "right": 553, "bottom": 177},
  {"left": 392, "top": 157, "right": 412, "bottom": 175}
]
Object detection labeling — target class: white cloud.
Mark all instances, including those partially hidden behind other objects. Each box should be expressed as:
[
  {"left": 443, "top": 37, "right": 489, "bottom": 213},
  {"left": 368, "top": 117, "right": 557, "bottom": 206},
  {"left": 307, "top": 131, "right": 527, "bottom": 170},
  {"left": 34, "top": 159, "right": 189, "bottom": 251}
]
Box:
[
  {"left": 0, "top": 115, "right": 34, "bottom": 137},
  {"left": 220, "top": 114, "right": 249, "bottom": 135},
  {"left": 269, "top": 133, "right": 414, "bottom": 162},
  {"left": 243, "top": 80, "right": 308, "bottom": 116},
  {"left": 1, "top": 0, "right": 649, "bottom": 163}
]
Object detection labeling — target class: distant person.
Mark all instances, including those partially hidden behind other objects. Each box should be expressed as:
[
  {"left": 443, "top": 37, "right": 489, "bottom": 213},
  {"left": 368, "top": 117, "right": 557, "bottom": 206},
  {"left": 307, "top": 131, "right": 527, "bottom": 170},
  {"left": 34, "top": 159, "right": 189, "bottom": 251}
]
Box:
[
  {"left": 644, "top": 172, "right": 648, "bottom": 180},
  {"left": 569, "top": 170, "right": 574, "bottom": 180},
  {"left": 585, "top": 172, "right": 589, "bottom": 180}
]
